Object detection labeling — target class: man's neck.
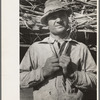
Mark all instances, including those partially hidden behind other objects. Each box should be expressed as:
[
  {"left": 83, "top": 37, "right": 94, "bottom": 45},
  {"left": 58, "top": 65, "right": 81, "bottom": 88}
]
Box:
[{"left": 50, "top": 32, "right": 69, "bottom": 42}]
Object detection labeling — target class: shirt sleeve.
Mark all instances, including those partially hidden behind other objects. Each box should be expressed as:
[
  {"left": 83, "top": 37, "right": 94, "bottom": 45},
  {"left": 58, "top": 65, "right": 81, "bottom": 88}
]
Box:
[
  {"left": 68, "top": 44, "right": 97, "bottom": 90},
  {"left": 20, "top": 45, "right": 44, "bottom": 88}
]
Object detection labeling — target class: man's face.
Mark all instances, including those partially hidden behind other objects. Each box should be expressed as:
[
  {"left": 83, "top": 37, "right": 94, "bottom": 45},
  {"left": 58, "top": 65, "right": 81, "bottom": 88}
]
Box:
[{"left": 47, "top": 10, "right": 69, "bottom": 35}]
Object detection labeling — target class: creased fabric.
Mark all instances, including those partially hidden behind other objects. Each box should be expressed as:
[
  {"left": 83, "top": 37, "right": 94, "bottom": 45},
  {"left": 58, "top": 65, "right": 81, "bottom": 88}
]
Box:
[{"left": 20, "top": 36, "right": 96, "bottom": 100}]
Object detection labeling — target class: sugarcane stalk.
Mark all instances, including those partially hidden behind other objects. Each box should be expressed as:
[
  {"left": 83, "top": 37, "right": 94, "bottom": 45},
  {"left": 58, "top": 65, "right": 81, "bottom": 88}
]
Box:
[
  {"left": 20, "top": 5, "right": 43, "bottom": 15},
  {"left": 75, "top": 0, "right": 96, "bottom": 7}
]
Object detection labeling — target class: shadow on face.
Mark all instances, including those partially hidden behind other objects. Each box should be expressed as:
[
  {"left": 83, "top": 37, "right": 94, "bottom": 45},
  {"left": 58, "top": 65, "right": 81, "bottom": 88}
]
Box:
[{"left": 47, "top": 10, "right": 69, "bottom": 35}]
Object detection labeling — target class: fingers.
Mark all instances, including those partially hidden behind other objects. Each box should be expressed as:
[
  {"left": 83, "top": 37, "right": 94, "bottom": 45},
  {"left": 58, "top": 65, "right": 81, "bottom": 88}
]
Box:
[
  {"left": 47, "top": 55, "right": 59, "bottom": 63},
  {"left": 53, "top": 66, "right": 61, "bottom": 71},
  {"left": 59, "top": 62, "right": 64, "bottom": 68},
  {"left": 52, "top": 63, "right": 60, "bottom": 67},
  {"left": 46, "top": 55, "right": 70, "bottom": 68},
  {"left": 59, "top": 55, "right": 70, "bottom": 63},
  {"left": 60, "top": 55, "right": 70, "bottom": 59},
  {"left": 59, "top": 55, "right": 71, "bottom": 70}
]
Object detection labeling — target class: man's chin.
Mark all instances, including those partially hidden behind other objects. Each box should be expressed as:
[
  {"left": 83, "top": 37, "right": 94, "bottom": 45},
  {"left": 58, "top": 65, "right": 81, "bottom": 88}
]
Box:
[
  {"left": 50, "top": 28, "right": 66, "bottom": 35},
  {"left": 55, "top": 29, "right": 66, "bottom": 34}
]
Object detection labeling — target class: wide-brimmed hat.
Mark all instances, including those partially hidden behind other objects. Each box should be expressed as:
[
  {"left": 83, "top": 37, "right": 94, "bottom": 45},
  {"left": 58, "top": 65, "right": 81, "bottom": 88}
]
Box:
[{"left": 41, "top": 0, "right": 72, "bottom": 25}]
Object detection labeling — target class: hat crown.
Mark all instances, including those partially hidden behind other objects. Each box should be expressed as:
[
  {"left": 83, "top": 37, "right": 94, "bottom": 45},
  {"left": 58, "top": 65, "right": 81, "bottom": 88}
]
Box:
[
  {"left": 44, "top": 0, "right": 64, "bottom": 13},
  {"left": 41, "top": 0, "right": 72, "bottom": 25}
]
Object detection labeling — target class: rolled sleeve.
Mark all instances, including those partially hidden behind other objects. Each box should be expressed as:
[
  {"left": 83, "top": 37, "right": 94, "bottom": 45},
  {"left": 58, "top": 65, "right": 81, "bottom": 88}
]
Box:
[
  {"left": 68, "top": 71, "right": 96, "bottom": 89},
  {"left": 68, "top": 44, "right": 96, "bottom": 90},
  {"left": 20, "top": 68, "right": 44, "bottom": 88},
  {"left": 20, "top": 45, "right": 44, "bottom": 88}
]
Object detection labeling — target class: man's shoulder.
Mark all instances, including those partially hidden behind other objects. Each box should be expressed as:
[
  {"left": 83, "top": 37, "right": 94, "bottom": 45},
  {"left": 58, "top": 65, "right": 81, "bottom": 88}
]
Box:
[
  {"left": 30, "top": 37, "right": 49, "bottom": 46},
  {"left": 78, "top": 41, "right": 88, "bottom": 48},
  {"left": 71, "top": 39, "right": 88, "bottom": 49}
]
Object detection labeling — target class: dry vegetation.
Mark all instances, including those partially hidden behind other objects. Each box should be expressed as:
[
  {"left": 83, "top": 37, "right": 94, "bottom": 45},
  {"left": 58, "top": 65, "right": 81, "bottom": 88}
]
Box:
[{"left": 20, "top": 0, "right": 97, "bottom": 53}]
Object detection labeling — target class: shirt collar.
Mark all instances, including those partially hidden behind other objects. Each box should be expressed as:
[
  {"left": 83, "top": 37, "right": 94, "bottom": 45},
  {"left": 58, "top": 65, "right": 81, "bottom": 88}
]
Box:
[{"left": 39, "top": 35, "right": 78, "bottom": 44}]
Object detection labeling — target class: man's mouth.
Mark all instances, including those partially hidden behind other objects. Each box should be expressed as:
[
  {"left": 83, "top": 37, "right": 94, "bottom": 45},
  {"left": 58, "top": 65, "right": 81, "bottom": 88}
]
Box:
[
  {"left": 55, "top": 23, "right": 64, "bottom": 27},
  {"left": 55, "top": 25, "right": 64, "bottom": 28}
]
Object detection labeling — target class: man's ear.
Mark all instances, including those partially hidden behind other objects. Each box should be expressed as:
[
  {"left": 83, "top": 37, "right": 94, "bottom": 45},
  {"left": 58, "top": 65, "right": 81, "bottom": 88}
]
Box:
[{"left": 47, "top": 26, "right": 49, "bottom": 30}]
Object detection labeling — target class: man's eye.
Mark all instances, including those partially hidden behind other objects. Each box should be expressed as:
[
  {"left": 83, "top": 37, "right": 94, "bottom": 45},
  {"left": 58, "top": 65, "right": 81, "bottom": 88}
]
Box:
[
  {"left": 50, "top": 15, "right": 57, "bottom": 19},
  {"left": 60, "top": 14, "right": 65, "bottom": 18}
]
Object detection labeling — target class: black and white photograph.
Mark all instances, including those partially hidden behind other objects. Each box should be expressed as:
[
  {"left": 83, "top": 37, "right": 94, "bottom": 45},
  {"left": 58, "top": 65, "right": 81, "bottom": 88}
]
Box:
[
  {"left": 19, "top": 0, "right": 97, "bottom": 100},
  {"left": 2, "top": 0, "right": 98, "bottom": 100}
]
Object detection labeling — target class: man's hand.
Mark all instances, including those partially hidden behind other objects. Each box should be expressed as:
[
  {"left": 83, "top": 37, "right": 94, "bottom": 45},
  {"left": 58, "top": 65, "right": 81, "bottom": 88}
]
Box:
[
  {"left": 42, "top": 56, "right": 60, "bottom": 78},
  {"left": 59, "top": 55, "right": 71, "bottom": 76}
]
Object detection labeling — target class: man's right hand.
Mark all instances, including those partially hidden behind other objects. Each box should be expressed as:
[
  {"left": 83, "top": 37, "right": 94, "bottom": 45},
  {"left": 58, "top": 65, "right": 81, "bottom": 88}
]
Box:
[{"left": 42, "top": 56, "right": 60, "bottom": 78}]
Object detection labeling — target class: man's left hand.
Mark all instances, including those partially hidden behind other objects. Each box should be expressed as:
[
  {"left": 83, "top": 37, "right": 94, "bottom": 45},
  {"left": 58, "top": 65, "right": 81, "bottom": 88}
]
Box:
[{"left": 59, "top": 55, "right": 71, "bottom": 76}]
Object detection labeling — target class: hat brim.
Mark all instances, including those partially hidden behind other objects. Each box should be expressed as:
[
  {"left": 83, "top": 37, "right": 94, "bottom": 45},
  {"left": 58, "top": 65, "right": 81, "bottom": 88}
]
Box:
[{"left": 41, "top": 8, "right": 72, "bottom": 25}]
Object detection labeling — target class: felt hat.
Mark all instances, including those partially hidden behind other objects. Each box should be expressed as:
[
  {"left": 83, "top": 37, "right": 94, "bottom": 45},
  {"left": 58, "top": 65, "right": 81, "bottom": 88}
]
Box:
[{"left": 41, "top": 0, "right": 72, "bottom": 25}]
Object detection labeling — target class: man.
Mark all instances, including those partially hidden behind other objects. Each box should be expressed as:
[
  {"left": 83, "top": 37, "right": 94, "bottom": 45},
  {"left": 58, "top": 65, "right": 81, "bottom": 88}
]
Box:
[{"left": 20, "top": 0, "right": 96, "bottom": 100}]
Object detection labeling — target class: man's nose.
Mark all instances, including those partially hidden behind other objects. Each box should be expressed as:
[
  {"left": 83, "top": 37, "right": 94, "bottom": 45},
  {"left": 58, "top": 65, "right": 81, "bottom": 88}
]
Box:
[{"left": 56, "top": 17, "right": 62, "bottom": 22}]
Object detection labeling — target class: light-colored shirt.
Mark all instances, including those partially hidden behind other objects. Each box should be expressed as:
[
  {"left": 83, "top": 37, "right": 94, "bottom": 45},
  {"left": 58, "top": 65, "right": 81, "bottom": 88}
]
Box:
[{"left": 20, "top": 36, "right": 96, "bottom": 100}]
